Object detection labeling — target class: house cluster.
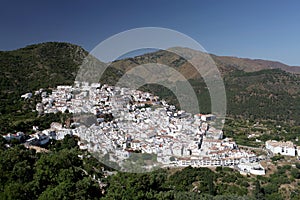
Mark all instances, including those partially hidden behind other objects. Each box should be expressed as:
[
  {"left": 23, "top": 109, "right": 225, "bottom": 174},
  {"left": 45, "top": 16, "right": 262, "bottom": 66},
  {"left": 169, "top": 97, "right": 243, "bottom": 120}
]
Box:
[
  {"left": 265, "top": 140, "right": 300, "bottom": 157},
  {"left": 238, "top": 162, "right": 265, "bottom": 175},
  {"left": 3, "top": 130, "right": 51, "bottom": 146},
  {"left": 2, "top": 122, "right": 76, "bottom": 147},
  {"left": 31, "top": 81, "right": 263, "bottom": 173},
  {"left": 2, "top": 132, "right": 25, "bottom": 141},
  {"left": 25, "top": 132, "right": 51, "bottom": 146}
]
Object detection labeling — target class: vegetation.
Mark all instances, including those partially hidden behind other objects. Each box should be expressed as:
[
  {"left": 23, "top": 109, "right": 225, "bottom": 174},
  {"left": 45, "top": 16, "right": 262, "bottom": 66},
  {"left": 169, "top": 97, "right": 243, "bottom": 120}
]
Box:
[
  {"left": 1, "top": 42, "right": 300, "bottom": 126},
  {"left": 1, "top": 138, "right": 300, "bottom": 200},
  {"left": 224, "top": 69, "right": 300, "bottom": 125},
  {"left": 1, "top": 42, "right": 300, "bottom": 199},
  {"left": 0, "top": 137, "right": 103, "bottom": 200},
  {"left": 223, "top": 118, "right": 300, "bottom": 147},
  {"left": 109, "top": 48, "right": 300, "bottom": 125}
]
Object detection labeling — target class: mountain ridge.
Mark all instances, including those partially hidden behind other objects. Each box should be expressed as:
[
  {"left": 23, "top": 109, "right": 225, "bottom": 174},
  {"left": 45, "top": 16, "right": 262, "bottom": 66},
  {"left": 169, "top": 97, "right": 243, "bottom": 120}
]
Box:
[
  {"left": 210, "top": 54, "right": 300, "bottom": 74},
  {"left": 0, "top": 42, "right": 300, "bottom": 126}
]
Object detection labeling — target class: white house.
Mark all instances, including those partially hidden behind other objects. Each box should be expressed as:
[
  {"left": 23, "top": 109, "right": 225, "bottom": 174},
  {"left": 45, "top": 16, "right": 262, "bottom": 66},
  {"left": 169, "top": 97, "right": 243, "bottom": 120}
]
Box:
[
  {"left": 238, "top": 162, "right": 265, "bottom": 175},
  {"left": 78, "top": 141, "right": 88, "bottom": 150},
  {"left": 265, "top": 140, "right": 296, "bottom": 156},
  {"left": 55, "top": 129, "right": 73, "bottom": 140},
  {"left": 21, "top": 93, "right": 32, "bottom": 99},
  {"left": 201, "top": 114, "right": 216, "bottom": 122}
]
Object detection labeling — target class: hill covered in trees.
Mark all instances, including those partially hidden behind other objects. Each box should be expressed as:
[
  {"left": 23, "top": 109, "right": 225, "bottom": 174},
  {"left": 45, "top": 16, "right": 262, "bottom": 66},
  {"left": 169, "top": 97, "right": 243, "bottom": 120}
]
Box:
[
  {"left": 1, "top": 136, "right": 300, "bottom": 200},
  {"left": 1, "top": 42, "right": 300, "bottom": 125},
  {"left": 109, "top": 47, "right": 300, "bottom": 125}
]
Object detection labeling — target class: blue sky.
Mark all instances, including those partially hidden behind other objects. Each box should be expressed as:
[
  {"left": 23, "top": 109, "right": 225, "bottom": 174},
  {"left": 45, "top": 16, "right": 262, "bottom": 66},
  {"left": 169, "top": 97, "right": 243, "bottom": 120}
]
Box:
[{"left": 1, "top": 0, "right": 300, "bottom": 65}]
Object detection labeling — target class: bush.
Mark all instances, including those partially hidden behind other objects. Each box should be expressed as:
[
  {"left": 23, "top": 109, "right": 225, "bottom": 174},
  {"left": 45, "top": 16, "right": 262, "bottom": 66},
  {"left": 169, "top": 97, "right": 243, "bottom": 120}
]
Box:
[
  {"left": 291, "top": 168, "right": 300, "bottom": 179},
  {"left": 271, "top": 155, "right": 284, "bottom": 162}
]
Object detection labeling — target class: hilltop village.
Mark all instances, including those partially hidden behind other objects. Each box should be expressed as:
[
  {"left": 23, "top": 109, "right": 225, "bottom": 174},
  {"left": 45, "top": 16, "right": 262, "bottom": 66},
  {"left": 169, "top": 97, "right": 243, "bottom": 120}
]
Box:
[{"left": 6, "top": 82, "right": 274, "bottom": 174}]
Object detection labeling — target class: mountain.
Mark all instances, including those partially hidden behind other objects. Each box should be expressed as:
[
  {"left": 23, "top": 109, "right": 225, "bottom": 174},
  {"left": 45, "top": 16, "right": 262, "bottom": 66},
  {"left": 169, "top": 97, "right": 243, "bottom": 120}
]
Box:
[
  {"left": 0, "top": 42, "right": 87, "bottom": 95},
  {"left": 211, "top": 54, "right": 300, "bottom": 74},
  {"left": 109, "top": 47, "right": 300, "bottom": 124},
  {"left": 1, "top": 42, "right": 300, "bottom": 126}
]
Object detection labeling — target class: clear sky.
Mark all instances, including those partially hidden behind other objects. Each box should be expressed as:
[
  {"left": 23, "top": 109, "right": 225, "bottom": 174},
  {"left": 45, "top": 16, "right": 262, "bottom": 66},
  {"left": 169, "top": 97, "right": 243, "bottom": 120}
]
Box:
[{"left": 1, "top": 0, "right": 300, "bottom": 65}]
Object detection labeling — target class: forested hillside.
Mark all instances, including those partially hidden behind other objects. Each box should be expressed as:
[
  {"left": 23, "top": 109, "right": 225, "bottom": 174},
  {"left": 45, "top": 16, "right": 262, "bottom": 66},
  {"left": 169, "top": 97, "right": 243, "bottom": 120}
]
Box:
[{"left": 1, "top": 42, "right": 300, "bottom": 125}]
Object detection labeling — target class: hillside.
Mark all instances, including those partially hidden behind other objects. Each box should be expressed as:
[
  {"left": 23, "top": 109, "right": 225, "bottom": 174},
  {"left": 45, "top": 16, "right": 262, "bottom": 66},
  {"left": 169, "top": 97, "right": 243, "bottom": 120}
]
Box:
[
  {"left": 109, "top": 48, "right": 300, "bottom": 124},
  {"left": 211, "top": 54, "right": 300, "bottom": 74},
  {"left": 1, "top": 42, "right": 300, "bottom": 126},
  {"left": 0, "top": 42, "right": 87, "bottom": 95}
]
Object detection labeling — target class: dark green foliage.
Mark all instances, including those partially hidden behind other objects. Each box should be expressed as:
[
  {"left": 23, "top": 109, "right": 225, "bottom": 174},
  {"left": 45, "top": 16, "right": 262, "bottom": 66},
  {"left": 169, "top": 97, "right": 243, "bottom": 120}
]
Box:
[
  {"left": 166, "top": 166, "right": 214, "bottom": 192},
  {"left": 263, "top": 183, "right": 278, "bottom": 195},
  {"left": 291, "top": 168, "right": 300, "bottom": 179},
  {"left": 214, "top": 166, "right": 248, "bottom": 196},
  {"left": 49, "top": 134, "right": 78, "bottom": 151},
  {"left": 254, "top": 180, "right": 265, "bottom": 200},
  {"left": 102, "top": 169, "right": 167, "bottom": 200},
  {"left": 271, "top": 155, "right": 284, "bottom": 162},
  {"left": 102, "top": 166, "right": 258, "bottom": 199},
  {"left": 0, "top": 42, "right": 86, "bottom": 97},
  {"left": 0, "top": 140, "right": 102, "bottom": 200},
  {"left": 225, "top": 69, "right": 300, "bottom": 125},
  {"left": 102, "top": 165, "right": 272, "bottom": 199},
  {"left": 0, "top": 142, "right": 293, "bottom": 200}
]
